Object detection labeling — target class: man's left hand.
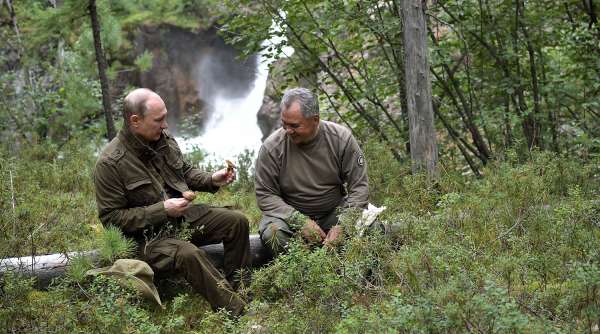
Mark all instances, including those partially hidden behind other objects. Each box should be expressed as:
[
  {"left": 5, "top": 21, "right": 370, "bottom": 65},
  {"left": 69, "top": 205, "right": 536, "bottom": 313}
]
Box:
[
  {"left": 323, "top": 225, "right": 343, "bottom": 248},
  {"left": 212, "top": 167, "right": 236, "bottom": 187}
]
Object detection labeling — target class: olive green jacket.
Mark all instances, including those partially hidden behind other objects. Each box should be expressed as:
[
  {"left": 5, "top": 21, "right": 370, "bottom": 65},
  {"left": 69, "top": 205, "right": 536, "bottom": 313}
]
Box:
[{"left": 93, "top": 127, "right": 217, "bottom": 239}]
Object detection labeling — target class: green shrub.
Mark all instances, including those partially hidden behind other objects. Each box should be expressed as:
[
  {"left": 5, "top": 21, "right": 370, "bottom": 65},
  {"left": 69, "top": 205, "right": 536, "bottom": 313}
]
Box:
[{"left": 1, "top": 139, "right": 599, "bottom": 332}]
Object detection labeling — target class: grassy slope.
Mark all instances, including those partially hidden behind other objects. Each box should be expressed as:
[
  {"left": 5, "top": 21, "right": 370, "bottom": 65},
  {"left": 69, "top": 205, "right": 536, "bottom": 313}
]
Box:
[{"left": 1, "top": 139, "right": 598, "bottom": 333}]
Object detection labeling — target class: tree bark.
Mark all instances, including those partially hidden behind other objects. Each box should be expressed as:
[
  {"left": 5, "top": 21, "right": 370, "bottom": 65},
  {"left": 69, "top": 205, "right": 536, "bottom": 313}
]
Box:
[
  {"left": 88, "top": 0, "right": 116, "bottom": 140},
  {"left": 517, "top": 0, "right": 542, "bottom": 149},
  {"left": 401, "top": 0, "right": 438, "bottom": 177},
  {"left": 0, "top": 234, "right": 272, "bottom": 289}
]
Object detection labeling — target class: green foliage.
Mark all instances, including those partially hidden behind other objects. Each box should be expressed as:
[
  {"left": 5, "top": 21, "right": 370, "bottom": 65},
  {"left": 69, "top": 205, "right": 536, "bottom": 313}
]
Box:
[
  {"left": 0, "top": 271, "right": 200, "bottom": 333},
  {"left": 1, "top": 0, "right": 600, "bottom": 332},
  {"left": 66, "top": 253, "right": 95, "bottom": 284},
  {"left": 220, "top": 0, "right": 600, "bottom": 174},
  {"left": 230, "top": 148, "right": 255, "bottom": 193},
  {"left": 134, "top": 49, "right": 154, "bottom": 72},
  {"left": 0, "top": 273, "right": 38, "bottom": 332},
  {"left": 98, "top": 225, "right": 135, "bottom": 265},
  {"left": 0, "top": 138, "right": 598, "bottom": 332},
  {"left": 0, "top": 140, "right": 100, "bottom": 258}
]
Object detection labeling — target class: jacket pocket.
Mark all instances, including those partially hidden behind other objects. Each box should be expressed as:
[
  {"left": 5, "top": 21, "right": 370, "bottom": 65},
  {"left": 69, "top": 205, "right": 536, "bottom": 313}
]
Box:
[
  {"left": 167, "top": 157, "right": 183, "bottom": 170},
  {"left": 125, "top": 178, "right": 152, "bottom": 190},
  {"left": 125, "top": 178, "right": 157, "bottom": 206}
]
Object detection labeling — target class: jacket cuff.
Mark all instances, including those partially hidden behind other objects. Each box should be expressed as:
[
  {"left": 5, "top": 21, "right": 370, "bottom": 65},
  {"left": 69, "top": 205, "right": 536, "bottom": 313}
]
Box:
[
  {"left": 146, "top": 201, "right": 168, "bottom": 226},
  {"left": 206, "top": 180, "right": 220, "bottom": 194}
]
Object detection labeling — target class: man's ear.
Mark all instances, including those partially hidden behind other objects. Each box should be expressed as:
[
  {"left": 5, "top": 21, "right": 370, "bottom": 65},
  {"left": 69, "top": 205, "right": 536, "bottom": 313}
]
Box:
[{"left": 130, "top": 114, "right": 140, "bottom": 127}]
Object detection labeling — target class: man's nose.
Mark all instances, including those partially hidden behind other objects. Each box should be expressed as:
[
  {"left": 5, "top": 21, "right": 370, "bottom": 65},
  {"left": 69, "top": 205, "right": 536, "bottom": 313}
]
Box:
[
  {"left": 161, "top": 120, "right": 168, "bottom": 129},
  {"left": 285, "top": 126, "right": 294, "bottom": 135}
]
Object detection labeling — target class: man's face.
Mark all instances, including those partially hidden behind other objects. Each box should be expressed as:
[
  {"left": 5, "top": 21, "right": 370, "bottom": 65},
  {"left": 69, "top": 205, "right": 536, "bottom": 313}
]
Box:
[
  {"left": 131, "top": 95, "right": 168, "bottom": 142},
  {"left": 281, "top": 101, "right": 319, "bottom": 145}
]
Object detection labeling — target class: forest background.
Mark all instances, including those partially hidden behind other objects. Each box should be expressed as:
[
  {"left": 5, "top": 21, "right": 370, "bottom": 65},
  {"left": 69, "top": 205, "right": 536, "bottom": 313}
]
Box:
[{"left": 0, "top": 0, "right": 599, "bottom": 332}]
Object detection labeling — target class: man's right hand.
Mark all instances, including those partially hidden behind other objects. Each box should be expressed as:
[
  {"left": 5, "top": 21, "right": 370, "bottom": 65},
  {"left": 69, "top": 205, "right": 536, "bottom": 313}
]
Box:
[
  {"left": 164, "top": 198, "right": 191, "bottom": 217},
  {"left": 301, "top": 219, "right": 326, "bottom": 244}
]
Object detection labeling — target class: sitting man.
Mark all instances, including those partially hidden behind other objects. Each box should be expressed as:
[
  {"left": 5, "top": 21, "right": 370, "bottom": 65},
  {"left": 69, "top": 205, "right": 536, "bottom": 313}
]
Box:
[
  {"left": 93, "top": 88, "right": 249, "bottom": 315},
  {"left": 255, "top": 87, "right": 369, "bottom": 256}
]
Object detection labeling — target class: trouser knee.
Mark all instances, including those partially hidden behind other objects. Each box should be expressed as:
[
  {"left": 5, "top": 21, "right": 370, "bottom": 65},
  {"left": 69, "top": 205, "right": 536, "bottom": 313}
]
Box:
[
  {"left": 174, "top": 243, "right": 207, "bottom": 270},
  {"left": 227, "top": 211, "right": 250, "bottom": 235},
  {"left": 259, "top": 216, "right": 292, "bottom": 256}
]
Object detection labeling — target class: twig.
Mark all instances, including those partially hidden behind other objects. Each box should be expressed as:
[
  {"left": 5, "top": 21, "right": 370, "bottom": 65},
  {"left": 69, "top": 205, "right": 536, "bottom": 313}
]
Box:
[
  {"left": 77, "top": 282, "right": 93, "bottom": 300},
  {"left": 495, "top": 214, "right": 524, "bottom": 241},
  {"left": 9, "top": 169, "right": 16, "bottom": 239}
]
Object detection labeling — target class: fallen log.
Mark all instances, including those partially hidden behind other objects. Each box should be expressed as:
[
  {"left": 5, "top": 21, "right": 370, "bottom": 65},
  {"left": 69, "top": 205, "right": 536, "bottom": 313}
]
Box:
[{"left": 0, "top": 234, "right": 271, "bottom": 288}]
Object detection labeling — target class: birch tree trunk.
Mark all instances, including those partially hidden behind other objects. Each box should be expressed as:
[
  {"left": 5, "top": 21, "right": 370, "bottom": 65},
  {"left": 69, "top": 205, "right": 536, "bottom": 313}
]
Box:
[{"left": 401, "top": 0, "right": 438, "bottom": 177}]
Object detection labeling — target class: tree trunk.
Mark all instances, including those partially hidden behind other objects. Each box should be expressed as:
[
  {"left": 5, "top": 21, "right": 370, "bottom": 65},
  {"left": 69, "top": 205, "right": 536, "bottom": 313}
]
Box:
[
  {"left": 5, "top": 0, "right": 37, "bottom": 147},
  {"left": 517, "top": 0, "right": 542, "bottom": 149},
  {"left": 401, "top": 0, "right": 438, "bottom": 177},
  {"left": 0, "top": 234, "right": 272, "bottom": 289},
  {"left": 88, "top": 0, "right": 116, "bottom": 140}
]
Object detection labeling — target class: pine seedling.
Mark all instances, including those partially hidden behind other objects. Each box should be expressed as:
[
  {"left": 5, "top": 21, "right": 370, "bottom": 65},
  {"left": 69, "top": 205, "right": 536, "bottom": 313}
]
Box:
[{"left": 99, "top": 225, "right": 135, "bottom": 265}]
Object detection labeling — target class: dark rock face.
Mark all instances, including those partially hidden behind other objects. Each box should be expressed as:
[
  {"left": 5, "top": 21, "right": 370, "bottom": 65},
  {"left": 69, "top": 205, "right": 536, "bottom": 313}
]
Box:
[
  {"left": 257, "top": 95, "right": 280, "bottom": 141},
  {"left": 256, "top": 59, "right": 287, "bottom": 141},
  {"left": 133, "top": 25, "right": 257, "bottom": 136}
]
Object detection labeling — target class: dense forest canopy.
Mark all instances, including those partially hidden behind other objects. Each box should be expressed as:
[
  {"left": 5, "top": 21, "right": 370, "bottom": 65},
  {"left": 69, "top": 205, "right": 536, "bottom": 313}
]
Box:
[
  {"left": 221, "top": 0, "right": 599, "bottom": 171},
  {"left": 1, "top": 0, "right": 599, "bottom": 332},
  {"left": 1, "top": 0, "right": 599, "bottom": 162}
]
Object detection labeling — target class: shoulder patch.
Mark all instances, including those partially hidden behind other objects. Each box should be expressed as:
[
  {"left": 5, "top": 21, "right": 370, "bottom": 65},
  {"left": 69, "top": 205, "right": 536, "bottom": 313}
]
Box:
[{"left": 357, "top": 153, "right": 365, "bottom": 167}]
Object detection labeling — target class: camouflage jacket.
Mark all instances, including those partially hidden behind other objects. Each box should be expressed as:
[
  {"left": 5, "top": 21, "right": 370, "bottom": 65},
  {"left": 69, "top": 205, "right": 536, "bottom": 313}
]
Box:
[{"left": 93, "top": 127, "right": 217, "bottom": 240}]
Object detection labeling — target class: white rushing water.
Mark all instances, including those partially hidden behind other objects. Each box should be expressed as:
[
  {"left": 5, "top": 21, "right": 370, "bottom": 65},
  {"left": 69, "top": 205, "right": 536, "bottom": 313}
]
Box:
[
  {"left": 175, "top": 19, "right": 294, "bottom": 165},
  {"left": 175, "top": 56, "right": 267, "bottom": 163}
]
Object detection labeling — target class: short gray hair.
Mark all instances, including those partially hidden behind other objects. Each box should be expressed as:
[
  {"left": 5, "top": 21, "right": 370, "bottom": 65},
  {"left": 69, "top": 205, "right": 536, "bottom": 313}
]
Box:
[{"left": 280, "top": 87, "right": 319, "bottom": 118}]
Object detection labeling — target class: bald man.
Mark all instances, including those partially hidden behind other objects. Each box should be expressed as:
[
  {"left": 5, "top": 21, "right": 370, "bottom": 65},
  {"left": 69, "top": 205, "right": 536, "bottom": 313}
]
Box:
[{"left": 93, "top": 88, "right": 249, "bottom": 315}]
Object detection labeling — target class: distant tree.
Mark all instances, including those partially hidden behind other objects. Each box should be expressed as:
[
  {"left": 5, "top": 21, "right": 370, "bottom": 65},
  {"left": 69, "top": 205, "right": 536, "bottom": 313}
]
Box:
[
  {"left": 88, "top": 0, "right": 116, "bottom": 140},
  {"left": 401, "top": 0, "right": 438, "bottom": 177}
]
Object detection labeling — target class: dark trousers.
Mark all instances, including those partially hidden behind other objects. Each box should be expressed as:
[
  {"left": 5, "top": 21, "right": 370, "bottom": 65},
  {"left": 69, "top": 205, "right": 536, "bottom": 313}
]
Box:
[{"left": 142, "top": 206, "right": 250, "bottom": 315}]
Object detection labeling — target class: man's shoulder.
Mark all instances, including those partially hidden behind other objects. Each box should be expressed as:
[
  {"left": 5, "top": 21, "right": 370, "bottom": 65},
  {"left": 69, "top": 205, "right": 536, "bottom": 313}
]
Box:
[
  {"left": 321, "top": 121, "right": 353, "bottom": 141},
  {"left": 97, "top": 137, "right": 127, "bottom": 166},
  {"left": 261, "top": 128, "right": 287, "bottom": 153}
]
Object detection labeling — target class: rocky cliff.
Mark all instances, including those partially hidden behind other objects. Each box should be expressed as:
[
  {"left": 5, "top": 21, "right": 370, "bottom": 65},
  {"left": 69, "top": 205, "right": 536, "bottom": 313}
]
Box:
[{"left": 132, "top": 24, "right": 257, "bottom": 137}]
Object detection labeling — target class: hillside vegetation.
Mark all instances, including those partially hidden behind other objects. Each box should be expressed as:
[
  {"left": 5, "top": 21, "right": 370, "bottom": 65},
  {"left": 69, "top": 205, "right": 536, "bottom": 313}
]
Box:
[
  {"left": 1, "top": 140, "right": 598, "bottom": 333},
  {"left": 1, "top": 0, "right": 600, "bottom": 332}
]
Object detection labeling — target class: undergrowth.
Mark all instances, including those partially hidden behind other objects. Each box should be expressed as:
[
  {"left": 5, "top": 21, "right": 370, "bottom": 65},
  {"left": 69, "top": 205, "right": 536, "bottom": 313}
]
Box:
[{"left": 1, "top": 138, "right": 599, "bottom": 332}]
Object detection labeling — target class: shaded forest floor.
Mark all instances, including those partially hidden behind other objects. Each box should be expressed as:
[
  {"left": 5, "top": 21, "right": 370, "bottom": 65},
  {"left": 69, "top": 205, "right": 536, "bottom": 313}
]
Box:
[{"left": 1, "top": 138, "right": 599, "bottom": 333}]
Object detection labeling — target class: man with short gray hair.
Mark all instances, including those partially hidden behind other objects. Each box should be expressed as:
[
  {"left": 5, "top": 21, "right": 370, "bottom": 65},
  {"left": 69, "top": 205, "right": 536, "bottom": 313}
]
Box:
[{"left": 255, "top": 87, "right": 369, "bottom": 256}]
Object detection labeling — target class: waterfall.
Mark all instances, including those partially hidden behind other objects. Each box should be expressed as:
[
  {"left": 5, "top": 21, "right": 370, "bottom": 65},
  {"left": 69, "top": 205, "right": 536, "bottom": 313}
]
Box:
[
  {"left": 175, "top": 56, "right": 267, "bottom": 163},
  {"left": 175, "top": 19, "right": 293, "bottom": 165}
]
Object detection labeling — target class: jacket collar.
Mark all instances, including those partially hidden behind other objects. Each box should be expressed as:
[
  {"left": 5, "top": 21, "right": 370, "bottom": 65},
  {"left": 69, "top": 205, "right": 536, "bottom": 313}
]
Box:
[{"left": 119, "top": 126, "right": 169, "bottom": 162}]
